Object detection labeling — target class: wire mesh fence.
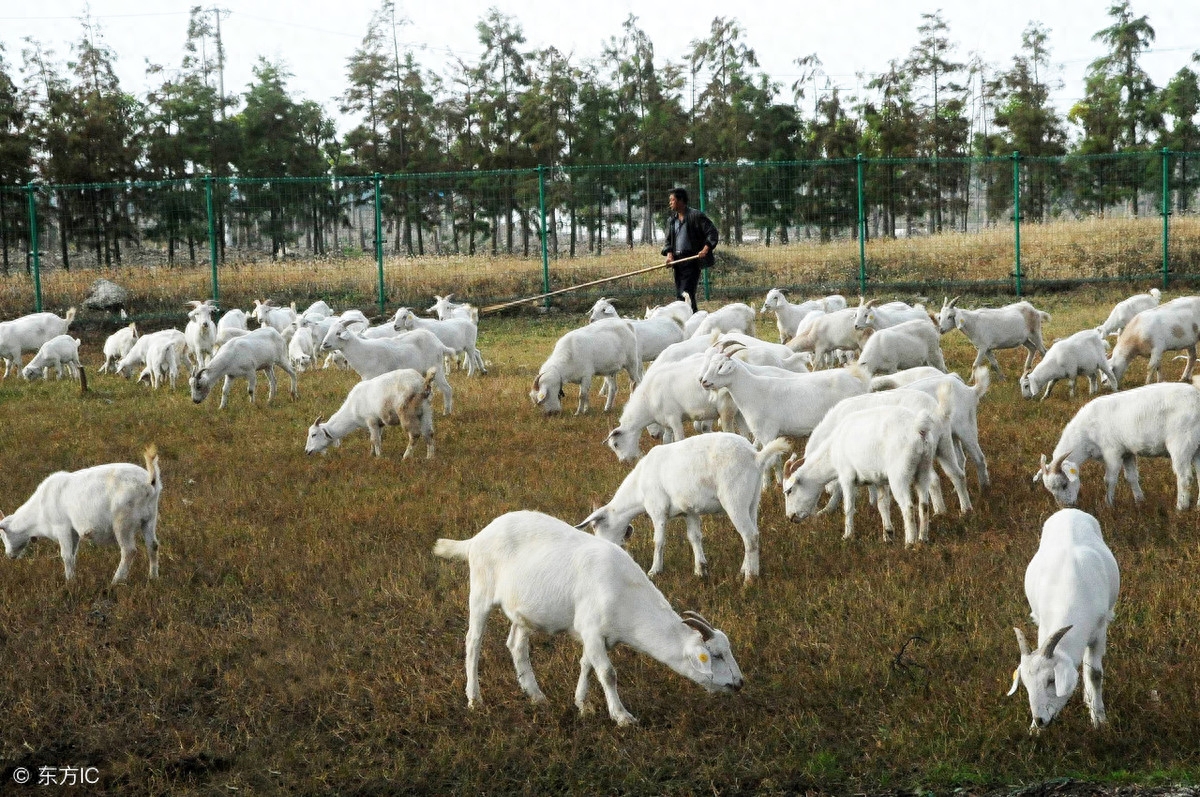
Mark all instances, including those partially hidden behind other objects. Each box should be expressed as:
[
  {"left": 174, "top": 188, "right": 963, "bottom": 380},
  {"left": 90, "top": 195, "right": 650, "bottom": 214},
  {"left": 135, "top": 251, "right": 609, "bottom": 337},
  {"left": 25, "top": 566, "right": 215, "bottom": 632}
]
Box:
[{"left": 2, "top": 150, "right": 1199, "bottom": 319}]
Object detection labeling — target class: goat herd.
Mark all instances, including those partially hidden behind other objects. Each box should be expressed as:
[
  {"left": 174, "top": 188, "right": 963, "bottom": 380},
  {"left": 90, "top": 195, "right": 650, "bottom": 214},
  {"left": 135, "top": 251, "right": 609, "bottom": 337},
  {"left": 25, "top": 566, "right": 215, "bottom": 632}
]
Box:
[{"left": 0, "top": 285, "right": 1196, "bottom": 733}]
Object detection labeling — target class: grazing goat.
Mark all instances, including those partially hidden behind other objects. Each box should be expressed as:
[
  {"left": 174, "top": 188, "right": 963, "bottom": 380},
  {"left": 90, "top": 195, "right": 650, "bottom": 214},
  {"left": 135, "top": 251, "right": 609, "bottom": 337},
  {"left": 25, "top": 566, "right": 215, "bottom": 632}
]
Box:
[
  {"left": 1008, "top": 508, "right": 1119, "bottom": 732},
  {"left": 433, "top": 510, "right": 743, "bottom": 726},
  {"left": 189, "top": 327, "right": 298, "bottom": 409},
  {"left": 690, "top": 302, "right": 757, "bottom": 338},
  {"left": 319, "top": 320, "right": 455, "bottom": 414},
  {"left": 530, "top": 319, "right": 642, "bottom": 415},
  {"left": 0, "top": 307, "right": 76, "bottom": 378},
  {"left": 21, "top": 335, "right": 82, "bottom": 381},
  {"left": 782, "top": 384, "right": 951, "bottom": 546},
  {"left": 936, "top": 297, "right": 1050, "bottom": 379},
  {"left": 785, "top": 308, "right": 862, "bottom": 367},
  {"left": 1020, "top": 329, "right": 1117, "bottom": 400},
  {"left": 0, "top": 446, "right": 162, "bottom": 583},
  {"left": 392, "top": 307, "right": 486, "bottom": 375},
  {"left": 1107, "top": 297, "right": 1200, "bottom": 385},
  {"left": 306, "top": 368, "right": 436, "bottom": 459},
  {"left": 1034, "top": 379, "right": 1200, "bottom": 510},
  {"left": 580, "top": 435, "right": 790, "bottom": 583}
]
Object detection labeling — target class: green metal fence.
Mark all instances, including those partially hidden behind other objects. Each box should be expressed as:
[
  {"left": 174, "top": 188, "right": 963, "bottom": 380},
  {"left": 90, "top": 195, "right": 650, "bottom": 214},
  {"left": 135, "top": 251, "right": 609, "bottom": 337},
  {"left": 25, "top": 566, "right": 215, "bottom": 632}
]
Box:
[{"left": 2, "top": 150, "right": 1198, "bottom": 318}]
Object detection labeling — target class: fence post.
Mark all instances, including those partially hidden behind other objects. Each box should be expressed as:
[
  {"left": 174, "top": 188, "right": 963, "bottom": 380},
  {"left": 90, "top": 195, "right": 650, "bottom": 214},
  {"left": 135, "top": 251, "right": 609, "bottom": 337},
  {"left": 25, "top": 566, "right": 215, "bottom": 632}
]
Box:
[
  {"left": 856, "top": 153, "right": 867, "bottom": 296},
  {"left": 373, "top": 172, "right": 385, "bottom": 316},
  {"left": 538, "top": 165, "right": 550, "bottom": 308},
  {"left": 1162, "top": 147, "right": 1171, "bottom": 290},
  {"left": 204, "top": 175, "right": 220, "bottom": 307},
  {"left": 26, "top": 182, "right": 41, "bottom": 313},
  {"left": 1012, "top": 151, "right": 1022, "bottom": 297},
  {"left": 697, "top": 157, "right": 710, "bottom": 302}
]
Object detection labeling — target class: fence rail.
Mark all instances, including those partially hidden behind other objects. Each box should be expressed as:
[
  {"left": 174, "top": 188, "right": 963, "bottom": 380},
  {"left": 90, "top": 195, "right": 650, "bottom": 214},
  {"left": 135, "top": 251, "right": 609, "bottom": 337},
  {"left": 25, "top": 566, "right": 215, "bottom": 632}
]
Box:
[{"left": 1, "top": 150, "right": 1199, "bottom": 317}]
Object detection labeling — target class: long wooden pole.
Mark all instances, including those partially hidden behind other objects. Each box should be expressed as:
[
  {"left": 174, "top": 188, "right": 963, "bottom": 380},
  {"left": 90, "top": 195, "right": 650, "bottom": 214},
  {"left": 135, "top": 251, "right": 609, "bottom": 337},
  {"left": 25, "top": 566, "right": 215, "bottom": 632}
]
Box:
[{"left": 479, "top": 254, "right": 699, "bottom": 315}]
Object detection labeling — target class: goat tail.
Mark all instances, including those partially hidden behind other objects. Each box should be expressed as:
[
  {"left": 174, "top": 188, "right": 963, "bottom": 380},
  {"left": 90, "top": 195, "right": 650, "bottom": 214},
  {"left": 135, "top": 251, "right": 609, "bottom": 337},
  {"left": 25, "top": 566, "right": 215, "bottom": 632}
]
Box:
[
  {"left": 846, "top": 363, "right": 871, "bottom": 386},
  {"left": 432, "top": 538, "right": 471, "bottom": 562},
  {"left": 936, "top": 381, "right": 955, "bottom": 423},
  {"left": 65, "top": 306, "right": 77, "bottom": 324},
  {"left": 971, "top": 365, "right": 991, "bottom": 398},
  {"left": 756, "top": 437, "right": 791, "bottom": 475},
  {"left": 422, "top": 366, "right": 438, "bottom": 394},
  {"left": 143, "top": 444, "right": 161, "bottom": 490},
  {"left": 1038, "top": 310, "right": 1052, "bottom": 322}
]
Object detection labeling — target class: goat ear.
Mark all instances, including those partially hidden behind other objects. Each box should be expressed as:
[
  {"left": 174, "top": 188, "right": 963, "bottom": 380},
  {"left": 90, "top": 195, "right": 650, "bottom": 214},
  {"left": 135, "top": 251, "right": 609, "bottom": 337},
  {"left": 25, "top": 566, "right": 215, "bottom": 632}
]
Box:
[
  {"left": 783, "top": 454, "right": 801, "bottom": 478},
  {"left": 574, "top": 507, "right": 604, "bottom": 529},
  {"left": 1054, "top": 661, "right": 1078, "bottom": 698}
]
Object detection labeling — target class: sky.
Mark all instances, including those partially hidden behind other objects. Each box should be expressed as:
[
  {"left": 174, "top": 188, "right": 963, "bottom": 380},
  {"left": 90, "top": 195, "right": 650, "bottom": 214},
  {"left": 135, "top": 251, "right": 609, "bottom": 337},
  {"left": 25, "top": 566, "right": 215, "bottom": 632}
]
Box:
[{"left": 2, "top": 0, "right": 1199, "bottom": 138}]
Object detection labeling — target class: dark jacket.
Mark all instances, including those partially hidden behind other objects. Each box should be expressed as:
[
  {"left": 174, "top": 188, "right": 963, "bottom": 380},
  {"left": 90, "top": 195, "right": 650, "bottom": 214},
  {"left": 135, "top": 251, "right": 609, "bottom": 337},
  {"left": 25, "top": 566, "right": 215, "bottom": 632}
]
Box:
[{"left": 661, "top": 207, "right": 719, "bottom": 269}]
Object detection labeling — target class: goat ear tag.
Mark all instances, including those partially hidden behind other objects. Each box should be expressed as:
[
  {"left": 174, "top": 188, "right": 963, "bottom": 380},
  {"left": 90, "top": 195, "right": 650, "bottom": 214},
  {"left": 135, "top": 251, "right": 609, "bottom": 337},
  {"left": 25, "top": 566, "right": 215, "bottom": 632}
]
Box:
[
  {"left": 536, "top": 389, "right": 547, "bottom": 402},
  {"left": 1006, "top": 667, "right": 1020, "bottom": 696},
  {"left": 698, "top": 652, "right": 709, "bottom": 664}
]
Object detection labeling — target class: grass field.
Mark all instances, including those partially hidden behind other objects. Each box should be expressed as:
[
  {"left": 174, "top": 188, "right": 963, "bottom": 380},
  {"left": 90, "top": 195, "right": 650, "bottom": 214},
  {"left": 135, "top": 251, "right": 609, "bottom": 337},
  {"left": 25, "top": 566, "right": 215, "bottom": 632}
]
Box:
[{"left": 1, "top": 289, "right": 1199, "bottom": 795}]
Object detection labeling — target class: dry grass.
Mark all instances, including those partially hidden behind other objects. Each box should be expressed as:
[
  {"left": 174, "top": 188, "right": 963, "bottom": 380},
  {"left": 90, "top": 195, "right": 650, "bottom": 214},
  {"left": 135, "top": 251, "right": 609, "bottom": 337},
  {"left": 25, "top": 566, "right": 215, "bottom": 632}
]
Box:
[
  {"left": 3, "top": 217, "right": 1200, "bottom": 320},
  {"left": 1, "top": 287, "right": 1200, "bottom": 793}
]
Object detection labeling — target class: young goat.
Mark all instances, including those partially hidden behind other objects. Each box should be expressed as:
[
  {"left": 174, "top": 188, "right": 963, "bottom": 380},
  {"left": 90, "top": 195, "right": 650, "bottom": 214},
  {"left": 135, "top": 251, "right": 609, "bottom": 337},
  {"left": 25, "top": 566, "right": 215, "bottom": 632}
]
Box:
[
  {"left": 99, "top": 322, "right": 138, "bottom": 374},
  {"left": 21, "top": 335, "right": 82, "bottom": 381},
  {"left": 433, "top": 510, "right": 743, "bottom": 726},
  {"left": 0, "top": 446, "right": 162, "bottom": 583},
  {"left": 306, "top": 368, "right": 436, "bottom": 459},
  {"left": 1008, "top": 508, "right": 1119, "bottom": 732},
  {"left": 579, "top": 434, "right": 790, "bottom": 583},
  {"left": 1020, "top": 328, "right": 1117, "bottom": 400},
  {"left": 1033, "top": 379, "right": 1200, "bottom": 510}
]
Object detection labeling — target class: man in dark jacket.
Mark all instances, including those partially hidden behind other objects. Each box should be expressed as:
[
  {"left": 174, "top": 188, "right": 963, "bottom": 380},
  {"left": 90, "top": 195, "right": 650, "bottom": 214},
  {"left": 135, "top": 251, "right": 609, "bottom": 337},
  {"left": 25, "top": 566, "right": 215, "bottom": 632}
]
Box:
[{"left": 661, "top": 187, "right": 718, "bottom": 312}]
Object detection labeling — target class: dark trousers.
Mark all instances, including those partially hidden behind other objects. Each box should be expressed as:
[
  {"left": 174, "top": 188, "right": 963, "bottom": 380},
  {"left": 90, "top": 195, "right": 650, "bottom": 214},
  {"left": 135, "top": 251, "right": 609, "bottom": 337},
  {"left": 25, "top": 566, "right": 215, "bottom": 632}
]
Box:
[{"left": 673, "top": 261, "right": 701, "bottom": 311}]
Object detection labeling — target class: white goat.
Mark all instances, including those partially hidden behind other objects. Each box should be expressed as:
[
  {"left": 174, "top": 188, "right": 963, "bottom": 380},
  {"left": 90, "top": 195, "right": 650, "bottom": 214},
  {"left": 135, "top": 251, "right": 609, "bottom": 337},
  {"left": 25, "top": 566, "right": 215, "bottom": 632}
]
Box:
[
  {"left": 697, "top": 355, "right": 870, "bottom": 445},
  {"left": 1020, "top": 329, "right": 1117, "bottom": 400},
  {"left": 100, "top": 322, "right": 138, "bottom": 374},
  {"left": 0, "top": 307, "right": 76, "bottom": 377},
  {"left": 805, "top": 382, "right": 970, "bottom": 515},
  {"left": 690, "top": 302, "right": 756, "bottom": 338},
  {"left": 785, "top": 308, "right": 862, "bottom": 366},
  {"left": 1097, "top": 288, "right": 1160, "bottom": 338},
  {"left": 1107, "top": 297, "right": 1200, "bottom": 385},
  {"left": 1008, "top": 508, "right": 1119, "bottom": 731},
  {"left": 644, "top": 293, "right": 695, "bottom": 327},
  {"left": 897, "top": 369, "right": 992, "bottom": 490},
  {"left": 0, "top": 446, "right": 161, "bottom": 583},
  {"left": 579, "top": 435, "right": 789, "bottom": 583},
  {"left": 139, "top": 333, "right": 183, "bottom": 390},
  {"left": 300, "top": 300, "right": 334, "bottom": 320},
  {"left": 305, "top": 368, "right": 436, "bottom": 459},
  {"left": 115, "top": 330, "right": 189, "bottom": 382},
  {"left": 936, "top": 297, "right": 1050, "bottom": 378},
  {"left": 587, "top": 298, "right": 686, "bottom": 362},
  {"left": 21, "top": 335, "right": 82, "bottom": 381},
  {"left": 427, "top": 293, "right": 478, "bottom": 322},
  {"left": 392, "top": 307, "right": 486, "bottom": 375},
  {"left": 184, "top": 300, "right": 218, "bottom": 368},
  {"left": 189, "top": 327, "right": 298, "bottom": 409},
  {"left": 251, "top": 299, "right": 298, "bottom": 334},
  {"left": 852, "top": 298, "right": 930, "bottom": 331},
  {"left": 761, "top": 290, "right": 843, "bottom": 343},
  {"left": 682, "top": 310, "right": 709, "bottom": 338},
  {"left": 216, "top": 308, "right": 249, "bottom": 336},
  {"left": 530, "top": 319, "right": 641, "bottom": 415},
  {"left": 855, "top": 318, "right": 947, "bottom": 377},
  {"left": 319, "top": 321, "right": 454, "bottom": 414},
  {"left": 782, "top": 386, "right": 949, "bottom": 546},
  {"left": 605, "top": 354, "right": 740, "bottom": 461},
  {"left": 1034, "top": 379, "right": 1200, "bottom": 510},
  {"left": 288, "top": 322, "right": 317, "bottom": 371},
  {"left": 870, "top": 366, "right": 956, "bottom": 391},
  {"left": 433, "top": 510, "right": 743, "bottom": 726}
]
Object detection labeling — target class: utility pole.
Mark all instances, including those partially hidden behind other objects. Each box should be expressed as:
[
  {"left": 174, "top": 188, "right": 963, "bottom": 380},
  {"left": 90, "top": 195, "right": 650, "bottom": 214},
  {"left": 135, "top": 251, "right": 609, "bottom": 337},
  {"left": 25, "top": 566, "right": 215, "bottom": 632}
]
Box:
[{"left": 209, "top": 6, "right": 230, "bottom": 119}]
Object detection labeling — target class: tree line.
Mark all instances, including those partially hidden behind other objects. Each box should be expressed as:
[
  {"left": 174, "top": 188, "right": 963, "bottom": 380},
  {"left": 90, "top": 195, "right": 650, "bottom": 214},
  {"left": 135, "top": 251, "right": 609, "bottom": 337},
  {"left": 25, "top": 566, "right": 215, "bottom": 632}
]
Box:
[{"left": 1, "top": 0, "right": 1198, "bottom": 269}]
